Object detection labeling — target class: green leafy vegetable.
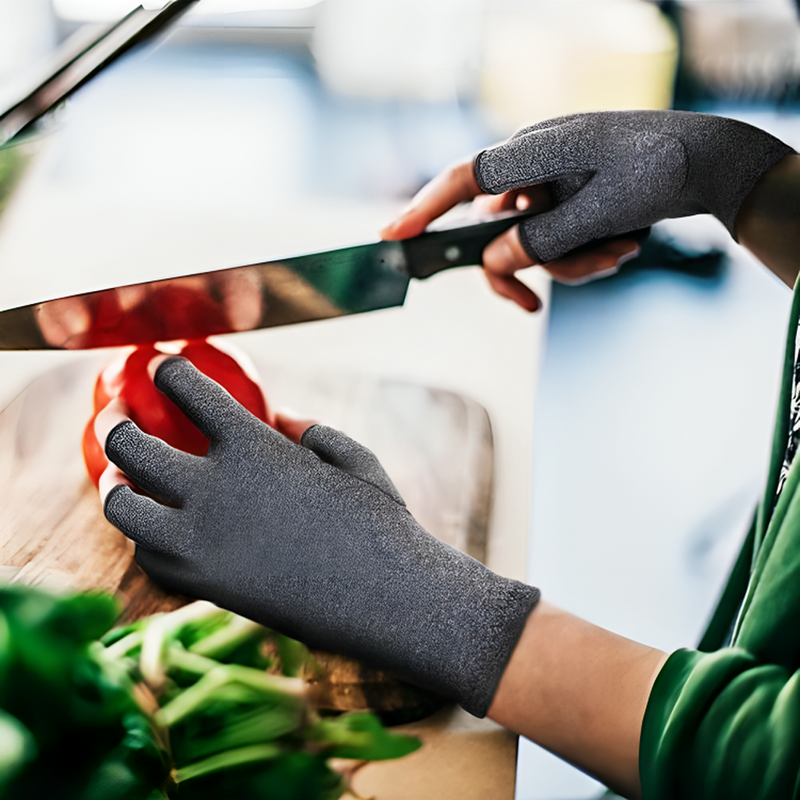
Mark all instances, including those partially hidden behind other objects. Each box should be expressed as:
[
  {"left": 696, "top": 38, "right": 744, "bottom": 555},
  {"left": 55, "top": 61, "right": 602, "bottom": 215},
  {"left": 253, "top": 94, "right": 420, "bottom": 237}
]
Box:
[{"left": 0, "top": 586, "right": 421, "bottom": 799}]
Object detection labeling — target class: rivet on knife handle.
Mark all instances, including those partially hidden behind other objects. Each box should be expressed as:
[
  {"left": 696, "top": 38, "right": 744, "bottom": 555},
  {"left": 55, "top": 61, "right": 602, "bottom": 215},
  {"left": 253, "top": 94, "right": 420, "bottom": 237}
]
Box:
[{"left": 400, "top": 210, "right": 537, "bottom": 280}]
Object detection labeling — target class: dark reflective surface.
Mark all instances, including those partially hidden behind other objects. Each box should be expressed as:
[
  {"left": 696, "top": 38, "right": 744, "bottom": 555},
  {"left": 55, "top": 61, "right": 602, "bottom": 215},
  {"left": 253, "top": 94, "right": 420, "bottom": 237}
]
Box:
[{"left": 0, "top": 240, "right": 409, "bottom": 350}]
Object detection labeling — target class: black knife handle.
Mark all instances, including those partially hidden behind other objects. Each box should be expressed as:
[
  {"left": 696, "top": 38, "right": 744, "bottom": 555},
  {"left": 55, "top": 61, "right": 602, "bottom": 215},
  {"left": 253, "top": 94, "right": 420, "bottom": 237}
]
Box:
[
  {"left": 400, "top": 210, "right": 533, "bottom": 279},
  {"left": 401, "top": 210, "right": 650, "bottom": 280}
]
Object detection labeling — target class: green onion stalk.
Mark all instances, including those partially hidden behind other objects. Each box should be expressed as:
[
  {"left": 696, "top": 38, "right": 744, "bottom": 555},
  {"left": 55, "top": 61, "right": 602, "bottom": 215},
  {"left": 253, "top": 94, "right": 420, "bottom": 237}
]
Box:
[{"left": 0, "top": 585, "right": 421, "bottom": 800}]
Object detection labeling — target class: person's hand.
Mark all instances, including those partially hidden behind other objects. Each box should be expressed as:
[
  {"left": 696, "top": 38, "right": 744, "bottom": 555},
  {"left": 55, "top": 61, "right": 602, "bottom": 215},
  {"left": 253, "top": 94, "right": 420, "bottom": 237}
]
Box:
[
  {"left": 382, "top": 111, "right": 794, "bottom": 310},
  {"left": 96, "top": 357, "right": 539, "bottom": 718},
  {"left": 381, "top": 157, "right": 642, "bottom": 311}
]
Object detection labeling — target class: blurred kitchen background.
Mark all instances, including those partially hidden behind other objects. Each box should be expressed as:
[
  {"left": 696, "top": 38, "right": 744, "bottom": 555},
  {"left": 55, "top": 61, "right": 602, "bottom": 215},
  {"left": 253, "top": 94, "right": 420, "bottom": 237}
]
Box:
[{"left": 1, "top": 1, "right": 799, "bottom": 798}]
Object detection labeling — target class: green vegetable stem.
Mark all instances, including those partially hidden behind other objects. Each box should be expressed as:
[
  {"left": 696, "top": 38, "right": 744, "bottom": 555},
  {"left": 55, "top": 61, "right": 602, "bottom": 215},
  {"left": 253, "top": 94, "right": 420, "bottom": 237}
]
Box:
[{"left": 0, "top": 586, "right": 421, "bottom": 799}]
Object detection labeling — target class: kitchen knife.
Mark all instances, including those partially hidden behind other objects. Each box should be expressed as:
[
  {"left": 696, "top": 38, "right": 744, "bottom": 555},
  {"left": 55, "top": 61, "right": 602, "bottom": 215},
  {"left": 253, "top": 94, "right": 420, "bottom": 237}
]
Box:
[
  {"left": 0, "top": 212, "right": 650, "bottom": 350},
  {"left": 0, "top": 0, "right": 198, "bottom": 150}
]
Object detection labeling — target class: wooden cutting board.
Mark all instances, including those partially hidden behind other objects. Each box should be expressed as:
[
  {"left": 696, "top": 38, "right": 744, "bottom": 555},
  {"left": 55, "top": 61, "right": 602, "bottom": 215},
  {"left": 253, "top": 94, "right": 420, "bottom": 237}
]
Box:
[{"left": 0, "top": 351, "right": 494, "bottom": 715}]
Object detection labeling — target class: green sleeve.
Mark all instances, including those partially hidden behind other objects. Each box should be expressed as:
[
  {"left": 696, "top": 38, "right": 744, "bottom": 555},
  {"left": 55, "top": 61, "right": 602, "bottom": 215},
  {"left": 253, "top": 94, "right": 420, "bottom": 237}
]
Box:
[
  {"left": 640, "top": 471, "right": 800, "bottom": 800},
  {"left": 639, "top": 277, "right": 800, "bottom": 800},
  {"left": 641, "top": 648, "right": 800, "bottom": 800}
]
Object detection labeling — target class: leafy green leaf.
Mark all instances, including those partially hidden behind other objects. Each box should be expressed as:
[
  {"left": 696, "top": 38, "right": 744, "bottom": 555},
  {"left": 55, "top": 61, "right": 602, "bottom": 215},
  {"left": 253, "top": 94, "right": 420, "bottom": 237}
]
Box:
[
  {"left": 309, "top": 711, "right": 422, "bottom": 761},
  {"left": 0, "top": 587, "right": 165, "bottom": 798},
  {"left": 273, "top": 634, "right": 314, "bottom": 679},
  {"left": 1, "top": 587, "right": 422, "bottom": 800}
]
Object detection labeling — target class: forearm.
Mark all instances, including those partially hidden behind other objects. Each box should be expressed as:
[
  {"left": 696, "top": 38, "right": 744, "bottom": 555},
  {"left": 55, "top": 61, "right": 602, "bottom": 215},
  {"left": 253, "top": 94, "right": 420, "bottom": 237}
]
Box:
[
  {"left": 736, "top": 154, "right": 800, "bottom": 288},
  {"left": 487, "top": 601, "right": 667, "bottom": 799}
]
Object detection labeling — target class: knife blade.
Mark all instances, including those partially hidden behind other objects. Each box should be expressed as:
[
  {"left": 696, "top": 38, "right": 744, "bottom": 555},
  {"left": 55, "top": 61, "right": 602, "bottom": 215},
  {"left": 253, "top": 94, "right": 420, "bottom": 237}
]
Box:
[
  {"left": 0, "top": 213, "right": 653, "bottom": 351},
  {"left": 0, "top": 210, "right": 550, "bottom": 350}
]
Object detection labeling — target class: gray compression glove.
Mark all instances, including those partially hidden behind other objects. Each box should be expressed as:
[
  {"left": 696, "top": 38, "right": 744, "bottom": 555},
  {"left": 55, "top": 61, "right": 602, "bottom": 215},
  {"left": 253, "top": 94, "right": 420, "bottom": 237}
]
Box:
[
  {"left": 474, "top": 110, "right": 796, "bottom": 263},
  {"left": 103, "top": 357, "right": 539, "bottom": 718}
]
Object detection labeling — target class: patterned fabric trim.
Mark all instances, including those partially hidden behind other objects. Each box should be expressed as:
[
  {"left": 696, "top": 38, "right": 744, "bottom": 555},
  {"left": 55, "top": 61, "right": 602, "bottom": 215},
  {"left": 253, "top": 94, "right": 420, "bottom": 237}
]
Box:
[{"left": 775, "top": 319, "right": 800, "bottom": 501}]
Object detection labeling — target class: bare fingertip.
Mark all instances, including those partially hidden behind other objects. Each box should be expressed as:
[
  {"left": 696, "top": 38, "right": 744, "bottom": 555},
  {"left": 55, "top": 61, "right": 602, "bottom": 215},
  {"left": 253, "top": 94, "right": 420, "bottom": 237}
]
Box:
[
  {"left": 513, "top": 286, "right": 541, "bottom": 313},
  {"left": 104, "top": 419, "right": 135, "bottom": 459},
  {"left": 524, "top": 294, "right": 541, "bottom": 313},
  {"left": 94, "top": 399, "right": 132, "bottom": 450},
  {"left": 379, "top": 212, "right": 410, "bottom": 239},
  {"left": 485, "top": 270, "right": 540, "bottom": 313},
  {"left": 100, "top": 472, "right": 132, "bottom": 513},
  {"left": 615, "top": 246, "right": 641, "bottom": 268},
  {"left": 147, "top": 354, "right": 173, "bottom": 382}
]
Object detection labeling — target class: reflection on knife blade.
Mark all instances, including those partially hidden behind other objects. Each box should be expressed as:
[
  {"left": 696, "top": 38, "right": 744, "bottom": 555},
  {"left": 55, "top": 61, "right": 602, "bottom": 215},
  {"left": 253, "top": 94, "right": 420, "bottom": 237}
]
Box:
[
  {"left": 0, "top": 241, "right": 410, "bottom": 350},
  {"left": 0, "top": 211, "right": 545, "bottom": 351},
  {"left": 35, "top": 265, "right": 345, "bottom": 349}
]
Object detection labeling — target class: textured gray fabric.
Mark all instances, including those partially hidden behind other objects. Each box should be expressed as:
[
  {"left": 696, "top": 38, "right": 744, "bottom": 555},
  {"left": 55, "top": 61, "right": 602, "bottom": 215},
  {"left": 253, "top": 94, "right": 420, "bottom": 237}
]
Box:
[
  {"left": 104, "top": 357, "right": 539, "bottom": 717},
  {"left": 474, "top": 110, "right": 795, "bottom": 263}
]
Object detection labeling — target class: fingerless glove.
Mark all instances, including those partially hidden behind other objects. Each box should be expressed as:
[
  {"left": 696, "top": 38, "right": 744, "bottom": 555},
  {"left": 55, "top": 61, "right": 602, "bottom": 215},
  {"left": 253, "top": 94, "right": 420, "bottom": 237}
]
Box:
[
  {"left": 474, "top": 110, "right": 795, "bottom": 262},
  {"left": 104, "top": 357, "right": 540, "bottom": 717}
]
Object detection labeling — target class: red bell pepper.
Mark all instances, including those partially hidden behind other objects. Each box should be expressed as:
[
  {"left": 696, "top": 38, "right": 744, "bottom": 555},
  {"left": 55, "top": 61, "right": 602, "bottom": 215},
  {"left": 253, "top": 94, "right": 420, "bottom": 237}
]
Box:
[{"left": 83, "top": 339, "right": 273, "bottom": 488}]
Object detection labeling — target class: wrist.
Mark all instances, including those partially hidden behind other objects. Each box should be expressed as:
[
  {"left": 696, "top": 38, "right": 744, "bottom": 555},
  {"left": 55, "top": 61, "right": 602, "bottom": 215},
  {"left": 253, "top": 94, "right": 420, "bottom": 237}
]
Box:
[
  {"left": 488, "top": 601, "right": 667, "bottom": 799},
  {"left": 736, "top": 153, "right": 800, "bottom": 287},
  {"left": 684, "top": 114, "right": 796, "bottom": 238}
]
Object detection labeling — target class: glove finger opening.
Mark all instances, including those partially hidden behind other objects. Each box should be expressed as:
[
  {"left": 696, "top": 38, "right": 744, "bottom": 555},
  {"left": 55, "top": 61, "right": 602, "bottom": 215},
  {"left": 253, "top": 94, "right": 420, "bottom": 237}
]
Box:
[
  {"left": 475, "top": 119, "right": 592, "bottom": 195},
  {"left": 105, "top": 420, "right": 196, "bottom": 506},
  {"left": 153, "top": 357, "right": 253, "bottom": 443},
  {"left": 104, "top": 484, "right": 185, "bottom": 556},
  {"left": 301, "top": 425, "right": 406, "bottom": 506}
]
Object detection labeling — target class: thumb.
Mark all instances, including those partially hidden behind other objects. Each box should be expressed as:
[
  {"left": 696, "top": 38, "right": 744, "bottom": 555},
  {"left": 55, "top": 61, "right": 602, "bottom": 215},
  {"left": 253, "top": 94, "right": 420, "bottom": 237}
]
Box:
[{"left": 300, "top": 425, "right": 406, "bottom": 506}]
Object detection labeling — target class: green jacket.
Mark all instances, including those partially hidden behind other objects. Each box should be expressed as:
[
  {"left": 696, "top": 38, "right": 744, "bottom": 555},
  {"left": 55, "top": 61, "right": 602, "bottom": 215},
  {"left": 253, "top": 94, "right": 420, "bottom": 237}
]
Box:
[{"left": 640, "top": 279, "right": 800, "bottom": 799}]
